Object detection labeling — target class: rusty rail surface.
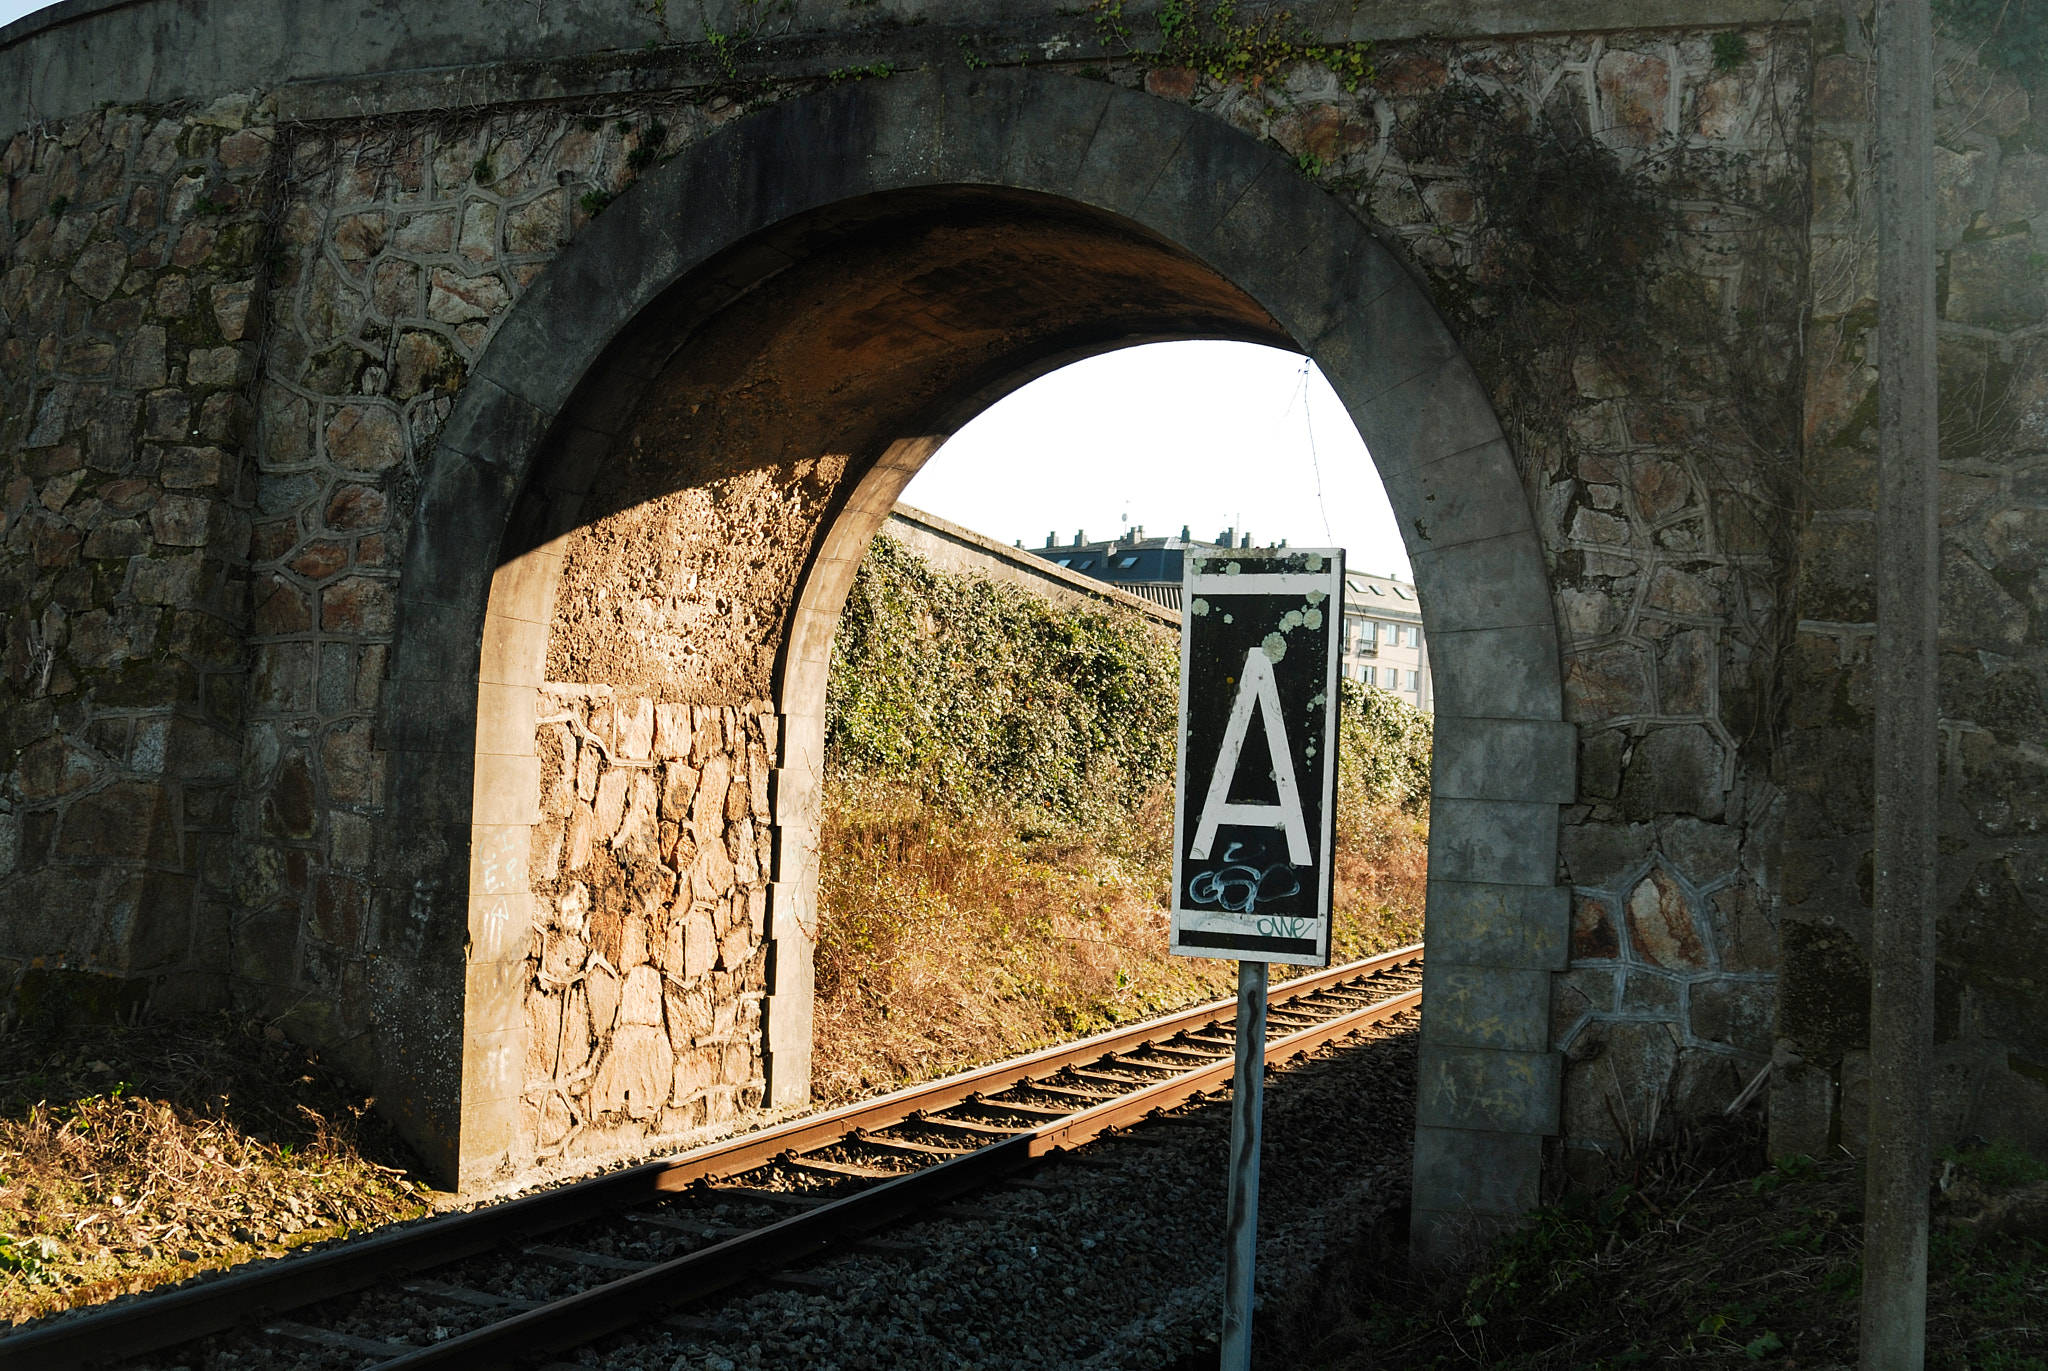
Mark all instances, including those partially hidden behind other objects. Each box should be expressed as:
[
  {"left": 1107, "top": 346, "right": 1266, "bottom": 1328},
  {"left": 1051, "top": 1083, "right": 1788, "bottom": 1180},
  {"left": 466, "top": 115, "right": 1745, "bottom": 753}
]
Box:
[{"left": 3, "top": 945, "right": 1421, "bottom": 1370}]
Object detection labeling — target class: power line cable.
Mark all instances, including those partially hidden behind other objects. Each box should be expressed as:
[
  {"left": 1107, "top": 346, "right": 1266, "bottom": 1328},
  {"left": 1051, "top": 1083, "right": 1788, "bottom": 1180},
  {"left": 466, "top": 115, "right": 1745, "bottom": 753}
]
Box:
[{"left": 1282, "top": 357, "right": 1337, "bottom": 547}]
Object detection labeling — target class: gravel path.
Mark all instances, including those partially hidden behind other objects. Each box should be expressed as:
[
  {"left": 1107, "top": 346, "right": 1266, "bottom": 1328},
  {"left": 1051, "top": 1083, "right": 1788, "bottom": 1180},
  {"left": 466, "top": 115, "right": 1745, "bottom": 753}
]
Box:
[{"left": 139, "top": 1004, "right": 1418, "bottom": 1371}]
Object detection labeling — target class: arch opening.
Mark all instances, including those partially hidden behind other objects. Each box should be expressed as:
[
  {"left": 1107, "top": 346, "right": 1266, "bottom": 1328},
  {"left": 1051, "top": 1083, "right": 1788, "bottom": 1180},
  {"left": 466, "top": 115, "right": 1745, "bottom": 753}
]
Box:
[
  {"left": 476, "top": 187, "right": 1298, "bottom": 1176},
  {"left": 381, "top": 71, "right": 1571, "bottom": 1259}
]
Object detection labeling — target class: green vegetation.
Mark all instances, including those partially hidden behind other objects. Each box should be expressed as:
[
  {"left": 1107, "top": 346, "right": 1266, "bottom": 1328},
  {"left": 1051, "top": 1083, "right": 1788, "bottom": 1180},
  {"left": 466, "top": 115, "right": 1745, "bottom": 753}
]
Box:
[
  {"left": 1092, "top": 0, "right": 1375, "bottom": 92},
  {"left": 814, "top": 536, "right": 1431, "bottom": 1102},
  {"left": 1711, "top": 30, "right": 1748, "bottom": 73},
  {"left": 826, "top": 533, "right": 1179, "bottom": 831}
]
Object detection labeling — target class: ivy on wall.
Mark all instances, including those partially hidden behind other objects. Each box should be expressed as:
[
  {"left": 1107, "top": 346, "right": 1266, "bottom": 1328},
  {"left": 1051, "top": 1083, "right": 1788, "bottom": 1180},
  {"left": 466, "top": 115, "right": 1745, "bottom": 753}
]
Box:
[
  {"left": 826, "top": 536, "right": 1179, "bottom": 827},
  {"left": 825, "top": 536, "right": 1431, "bottom": 827}
]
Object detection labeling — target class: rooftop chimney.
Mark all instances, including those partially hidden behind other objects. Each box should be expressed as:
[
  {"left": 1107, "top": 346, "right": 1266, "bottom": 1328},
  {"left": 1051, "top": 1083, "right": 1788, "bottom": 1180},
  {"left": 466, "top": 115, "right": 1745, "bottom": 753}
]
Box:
[
  {"left": 1046, "top": 532, "right": 1056, "bottom": 548},
  {"left": 1180, "top": 525, "right": 1191, "bottom": 542},
  {"left": 1074, "top": 530, "right": 1086, "bottom": 548}
]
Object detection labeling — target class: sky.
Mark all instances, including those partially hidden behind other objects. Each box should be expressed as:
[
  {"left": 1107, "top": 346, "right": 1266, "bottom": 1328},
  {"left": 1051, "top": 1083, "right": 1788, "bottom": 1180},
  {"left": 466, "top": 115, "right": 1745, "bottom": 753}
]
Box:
[
  {"left": 906, "top": 341, "right": 1411, "bottom": 578},
  {"left": 0, "top": 1, "right": 50, "bottom": 27}
]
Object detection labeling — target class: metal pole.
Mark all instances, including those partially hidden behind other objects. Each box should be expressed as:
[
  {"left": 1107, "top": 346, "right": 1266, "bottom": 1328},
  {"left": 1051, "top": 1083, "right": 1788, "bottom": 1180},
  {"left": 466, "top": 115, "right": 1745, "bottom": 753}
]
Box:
[
  {"left": 1863, "top": 2, "right": 1939, "bottom": 1368},
  {"left": 1221, "top": 959, "right": 1268, "bottom": 1370}
]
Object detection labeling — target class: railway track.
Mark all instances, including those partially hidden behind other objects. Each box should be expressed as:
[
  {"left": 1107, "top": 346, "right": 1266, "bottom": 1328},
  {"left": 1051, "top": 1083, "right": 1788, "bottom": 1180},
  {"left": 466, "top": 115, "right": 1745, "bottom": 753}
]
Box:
[{"left": 7, "top": 945, "right": 1423, "bottom": 1371}]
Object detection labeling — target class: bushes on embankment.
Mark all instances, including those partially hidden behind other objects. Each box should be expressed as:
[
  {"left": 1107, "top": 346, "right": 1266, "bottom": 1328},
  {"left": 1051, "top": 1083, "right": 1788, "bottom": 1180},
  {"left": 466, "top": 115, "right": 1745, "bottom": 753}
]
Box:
[{"left": 812, "top": 534, "right": 1431, "bottom": 1104}]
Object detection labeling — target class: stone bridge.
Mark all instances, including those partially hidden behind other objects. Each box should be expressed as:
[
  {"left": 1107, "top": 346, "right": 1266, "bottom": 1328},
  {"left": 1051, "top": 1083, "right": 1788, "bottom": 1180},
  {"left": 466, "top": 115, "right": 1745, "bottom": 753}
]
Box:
[{"left": 3, "top": 0, "right": 2044, "bottom": 1258}]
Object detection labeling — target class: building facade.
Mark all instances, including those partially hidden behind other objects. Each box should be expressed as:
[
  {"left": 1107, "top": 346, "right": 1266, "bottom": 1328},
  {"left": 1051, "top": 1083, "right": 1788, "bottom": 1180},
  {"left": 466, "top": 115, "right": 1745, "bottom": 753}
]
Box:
[
  {"left": 1033, "top": 529, "right": 1431, "bottom": 710},
  {"left": 1341, "top": 571, "right": 1432, "bottom": 711}
]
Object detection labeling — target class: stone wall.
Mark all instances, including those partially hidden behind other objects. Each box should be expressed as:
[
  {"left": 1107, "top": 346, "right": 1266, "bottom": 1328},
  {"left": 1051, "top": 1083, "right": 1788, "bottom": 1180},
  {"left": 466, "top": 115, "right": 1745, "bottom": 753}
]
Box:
[
  {"left": 1, "top": 95, "right": 274, "bottom": 1024},
  {"left": 3, "top": 0, "right": 2046, "bottom": 1201},
  {"left": 1775, "top": 17, "right": 2048, "bottom": 1157},
  {"left": 1209, "top": 27, "right": 1811, "bottom": 1183},
  {"left": 522, "top": 689, "right": 772, "bottom": 1166}
]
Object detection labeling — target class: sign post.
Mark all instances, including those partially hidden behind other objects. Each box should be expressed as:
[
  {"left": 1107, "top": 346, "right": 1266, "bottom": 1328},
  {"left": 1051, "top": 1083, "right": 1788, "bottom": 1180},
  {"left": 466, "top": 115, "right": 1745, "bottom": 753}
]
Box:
[{"left": 1170, "top": 547, "right": 1345, "bottom": 1371}]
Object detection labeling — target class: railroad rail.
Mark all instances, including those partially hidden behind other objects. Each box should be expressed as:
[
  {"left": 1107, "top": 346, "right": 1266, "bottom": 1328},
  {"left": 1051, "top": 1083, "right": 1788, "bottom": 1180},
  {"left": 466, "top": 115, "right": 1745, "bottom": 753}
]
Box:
[{"left": 5, "top": 944, "right": 1423, "bottom": 1370}]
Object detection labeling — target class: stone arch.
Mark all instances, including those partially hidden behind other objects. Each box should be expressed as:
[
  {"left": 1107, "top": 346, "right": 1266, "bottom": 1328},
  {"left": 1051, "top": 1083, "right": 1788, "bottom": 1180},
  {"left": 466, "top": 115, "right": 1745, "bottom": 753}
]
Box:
[{"left": 380, "top": 66, "right": 1573, "bottom": 1251}]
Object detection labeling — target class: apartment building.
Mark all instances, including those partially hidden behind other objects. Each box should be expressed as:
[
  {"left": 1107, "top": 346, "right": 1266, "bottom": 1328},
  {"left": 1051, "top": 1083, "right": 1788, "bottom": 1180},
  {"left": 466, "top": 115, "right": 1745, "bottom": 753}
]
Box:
[
  {"left": 1029, "top": 526, "right": 1431, "bottom": 712},
  {"left": 1340, "top": 570, "right": 1431, "bottom": 710}
]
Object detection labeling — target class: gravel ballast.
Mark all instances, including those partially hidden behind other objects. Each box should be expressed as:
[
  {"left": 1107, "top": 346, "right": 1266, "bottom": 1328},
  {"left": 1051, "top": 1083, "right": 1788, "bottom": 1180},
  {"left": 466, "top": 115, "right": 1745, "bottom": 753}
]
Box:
[{"left": 134, "top": 996, "right": 1418, "bottom": 1371}]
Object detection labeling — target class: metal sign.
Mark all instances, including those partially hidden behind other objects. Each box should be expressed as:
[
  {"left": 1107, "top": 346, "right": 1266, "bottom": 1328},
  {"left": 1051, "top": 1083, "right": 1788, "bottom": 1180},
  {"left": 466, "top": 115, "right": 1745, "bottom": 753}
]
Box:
[{"left": 1171, "top": 547, "right": 1344, "bottom": 966}]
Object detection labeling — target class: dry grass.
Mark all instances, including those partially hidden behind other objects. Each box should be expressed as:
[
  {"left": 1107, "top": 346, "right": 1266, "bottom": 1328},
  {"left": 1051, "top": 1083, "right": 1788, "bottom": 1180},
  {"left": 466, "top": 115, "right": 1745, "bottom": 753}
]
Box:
[
  {"left": 810, "top": 778, "right": 1427, "bottom": 1107},
  {"left": 0, "top": 1015, "right": 427, "bottom": 1325}
]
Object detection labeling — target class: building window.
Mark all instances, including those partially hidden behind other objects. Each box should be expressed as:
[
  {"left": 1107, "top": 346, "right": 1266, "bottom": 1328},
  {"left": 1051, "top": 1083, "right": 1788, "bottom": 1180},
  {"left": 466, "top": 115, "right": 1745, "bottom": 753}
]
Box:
[
  {"left": 1405, "top": 670, "right": 1419, "bottom": 691},
  {"left": 1360, "top": 666, "right": 1375, "bottom": 687},
  {"left": 1402, "top": 625, "right": 1418, "bottom": 647},
  {"left": 1118, "top": 556, "right": 1139, "bottom": 568},
  {"left": 1055, "top": 558, "right": 1072, "bottom": 567}
]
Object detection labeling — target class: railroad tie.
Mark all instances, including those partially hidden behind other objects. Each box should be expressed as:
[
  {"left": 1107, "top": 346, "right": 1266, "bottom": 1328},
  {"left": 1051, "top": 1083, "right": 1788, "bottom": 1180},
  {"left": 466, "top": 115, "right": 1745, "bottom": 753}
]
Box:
[
  {"left": 781, "top": 1154, "right": 898, "bottom": 1180},
  {"left": 1021, "top": 1082, "right": 1115, "bottom": 1106},
  {"left": 626, "top": 1211, "right": 751, "bottom": 1239},
  {"left": 403, "top": 1279, "right": 547, "bottom": 1312},
  {"left": 524, "top": 1243, "right": 657, "bottom": 1272},
  {"left": 854, "top": 1133, "right": 974, "bottom": 1162},
  {"left": 703, "top": 1186, "right": 837, "bottom": 1208},
  {"left": 265, "top": 1321, "right": 418, "bottom": 1358}
]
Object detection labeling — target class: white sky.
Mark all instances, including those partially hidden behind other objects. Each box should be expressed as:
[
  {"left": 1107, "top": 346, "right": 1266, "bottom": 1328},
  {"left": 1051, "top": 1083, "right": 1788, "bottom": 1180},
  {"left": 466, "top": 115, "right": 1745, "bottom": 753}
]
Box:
[
  {"left": 0, "top": 0, "right": 1408, "bottom": 575},
  {"left": 908, "top": 341, "right": 1410, "bottom": 578}
]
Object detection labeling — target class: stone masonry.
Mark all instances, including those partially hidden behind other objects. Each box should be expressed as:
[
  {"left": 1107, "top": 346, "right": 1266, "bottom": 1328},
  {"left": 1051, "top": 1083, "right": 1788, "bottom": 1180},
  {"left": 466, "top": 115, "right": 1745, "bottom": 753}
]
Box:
[
  {"left": 524, "top": 690, "right": 773, "bottom": 1166},
  {"left": 1, "top": 0, "right": 2044, "bottom": 1242}
]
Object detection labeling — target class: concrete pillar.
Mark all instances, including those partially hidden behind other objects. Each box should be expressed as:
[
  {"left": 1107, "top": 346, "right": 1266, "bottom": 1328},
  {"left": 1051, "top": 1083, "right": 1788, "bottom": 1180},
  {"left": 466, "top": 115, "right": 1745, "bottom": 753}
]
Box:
[{"left": 1862, "top": 1, "right": 1939, "bottom": 1365}]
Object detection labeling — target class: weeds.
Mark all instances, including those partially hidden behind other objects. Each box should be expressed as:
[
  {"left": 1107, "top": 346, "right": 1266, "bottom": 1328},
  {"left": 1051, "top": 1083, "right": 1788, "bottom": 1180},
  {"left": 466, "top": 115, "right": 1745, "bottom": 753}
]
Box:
[{"left": 0, "top": 1016, "right": 426, "bottom": 1324}]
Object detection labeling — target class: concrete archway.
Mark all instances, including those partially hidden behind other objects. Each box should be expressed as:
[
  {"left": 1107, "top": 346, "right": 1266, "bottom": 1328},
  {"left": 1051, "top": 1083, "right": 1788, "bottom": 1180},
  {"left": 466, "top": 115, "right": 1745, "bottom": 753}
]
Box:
[{"left": 381, "top": 66, "right": 1573, "bottom": 1252}]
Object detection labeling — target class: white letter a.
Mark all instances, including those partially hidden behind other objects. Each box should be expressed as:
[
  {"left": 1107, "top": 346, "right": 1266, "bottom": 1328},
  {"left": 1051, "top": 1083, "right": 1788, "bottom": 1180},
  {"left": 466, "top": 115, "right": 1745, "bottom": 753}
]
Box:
[{"left": 1189, "top": 647, "right": 1311, "bottom": 865}]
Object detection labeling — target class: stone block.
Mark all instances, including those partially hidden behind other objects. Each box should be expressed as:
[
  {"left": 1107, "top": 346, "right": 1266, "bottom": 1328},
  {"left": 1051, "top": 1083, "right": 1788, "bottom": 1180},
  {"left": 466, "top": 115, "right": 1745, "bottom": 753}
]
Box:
[
  {"left": 1619, "top": 968, "right": 1681, "bottom": 1017},
  {"left": 1348, "top": 351, "right": 1500, "bottom": 477},
  {"left": 1947, "top": 234, "right": 2045, "bottom": 328},
  {"left": 147, "top": 493, "right": 213, "bottom": 546},
  {"left": 1428, "top": 797, "right": 1559, "bottom": 887},
  {"left": 1410, "top": 1209, "right": 1518, "bottom": 1268},
  {"left": 58, "top": 781, "right": 178, "bottom": 863},
  {"left": 1415, "top": 1042, "right": 1560, "bottom": 1134},
  {"left": 472, "top": 752, "right": 540, "bottom": 827},
  {"left": 1561, "top": 1019, "right": 1678, "bottom": 1145},
  {"left": 1618, "top": 726, "right": 1725, "bottom": 820},
  {"left": 325, "top": 403, "right": 406, "bottom": 471},
  {"left": 320, "top": 577, "right": 396, "bottom": 634},
  {"left": 1551, "top": 967, "right": 1613, "bottom": 1049},
  {"left": 1409, "top": 531, "right": 1553, "bottom": 635},
  {"left": 1689, "top": 976, "right": 1774, "bottom": 1056},
  {"left": 1423, "top": 880, "right": 1568, "bottom": 970},
  {"left": 1572, "top": 893, "right": 1621, "bottom": 961},
  {"left": 1432, "top": 716, "right": 1576, "bottom": 804},
  {"left": 1411, "top": 1124, "right": 1542, "bottom": 1218},
  {"left": 1421, "top": 963, "right": 1552, "bottom": 1051},
  {"left": 1622, "top": 867, "right": 1711, "bottom": 970},
  {"left": 130, "top": 551, "right": 203, "bottom": 605},
  {"left": 1596, "top": 48, "right": 1669, "bottom": 149},
  {"left": 1564, "top": 642, "right": 1654, "bottom": 721},
  {"left": 1992, "top": 151, "right": 2048, "bottom": 226},
  {"left": 1426, "top": 624, "right": 1566, "bottom": 721},
  {"left": 325, "top": 483, "right": 388, "bottom": 531}
]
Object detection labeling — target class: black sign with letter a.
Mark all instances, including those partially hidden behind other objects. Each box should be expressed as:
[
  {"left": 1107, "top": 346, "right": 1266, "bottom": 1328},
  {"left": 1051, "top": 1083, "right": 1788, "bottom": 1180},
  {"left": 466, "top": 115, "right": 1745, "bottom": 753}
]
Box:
[{"left": 1170, "top": 547, "right": 1344, "bottom": 966}]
